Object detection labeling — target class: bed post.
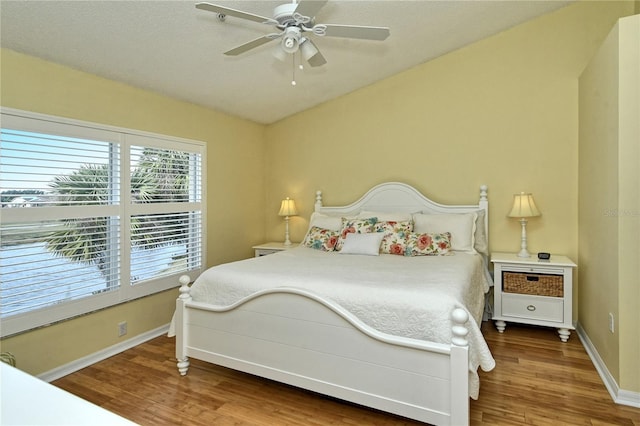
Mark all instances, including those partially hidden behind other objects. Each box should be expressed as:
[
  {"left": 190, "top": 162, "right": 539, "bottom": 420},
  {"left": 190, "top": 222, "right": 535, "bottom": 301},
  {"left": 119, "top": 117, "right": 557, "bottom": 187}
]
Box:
[
  {"left": 175, "top": 275, "right": 192, "bottom": 376},
  {"left": 315, "top": 190, "right": 323, "bottom": 212},
  {"left": 479, "top": 185, "right": 488, "bottom": 206},
  {"left": 479, "top": 185, "right": 489, "bottom": 245},
  {"left": 450, "top": 308, "right": 470, "bottom": 426}
]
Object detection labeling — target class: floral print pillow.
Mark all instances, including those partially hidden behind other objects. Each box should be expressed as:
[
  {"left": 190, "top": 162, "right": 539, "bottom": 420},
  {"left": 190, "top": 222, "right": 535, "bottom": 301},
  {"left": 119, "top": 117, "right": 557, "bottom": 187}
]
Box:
[
  {"left": 374, "top": 220, "right": 413, "bottom": 255},
  {"left": 335, "top": 217, "right": 377, "bottom": 251},
  {"left": 405, "top": 232, "right": 452, "bottom": 256},
  {"left": 302, "top": 226, "right": 340, "bottom": 251}
]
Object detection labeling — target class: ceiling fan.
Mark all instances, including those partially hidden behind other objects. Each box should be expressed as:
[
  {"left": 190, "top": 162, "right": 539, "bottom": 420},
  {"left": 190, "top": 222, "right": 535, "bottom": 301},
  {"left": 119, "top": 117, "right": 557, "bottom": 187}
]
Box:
[{"left": 196, "top": 1, "right": 390, "bottom": 74}]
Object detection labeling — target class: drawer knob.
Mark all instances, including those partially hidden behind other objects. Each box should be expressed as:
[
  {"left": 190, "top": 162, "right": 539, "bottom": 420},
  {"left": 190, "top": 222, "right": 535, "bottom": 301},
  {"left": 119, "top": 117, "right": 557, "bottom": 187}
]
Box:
[{"left": 527, "top": 305, "right": 536, "bottom": 312}]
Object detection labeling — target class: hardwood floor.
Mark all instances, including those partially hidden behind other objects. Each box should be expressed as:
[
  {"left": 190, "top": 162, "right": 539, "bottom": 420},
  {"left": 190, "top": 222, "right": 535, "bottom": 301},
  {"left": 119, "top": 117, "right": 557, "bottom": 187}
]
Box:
[
  {"left": 474, "top": 323, "right": 639, "bottom": 425},
  {"left": 52, "top": 322, "right": 640, "bottom": 425}
]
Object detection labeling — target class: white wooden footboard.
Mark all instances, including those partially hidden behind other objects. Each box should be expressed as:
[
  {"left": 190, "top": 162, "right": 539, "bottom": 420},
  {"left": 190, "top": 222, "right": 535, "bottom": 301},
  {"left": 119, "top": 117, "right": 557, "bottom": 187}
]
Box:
[{"left": 175, "top": 276, "right": 470, "bottom": 425}]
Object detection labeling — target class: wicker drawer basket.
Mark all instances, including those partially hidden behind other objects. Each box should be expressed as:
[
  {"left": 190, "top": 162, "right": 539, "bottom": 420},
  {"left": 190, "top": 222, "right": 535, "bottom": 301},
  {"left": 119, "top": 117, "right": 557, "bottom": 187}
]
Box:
[{"left": 502, "top": 271, "right": 563, "bottom": 297}]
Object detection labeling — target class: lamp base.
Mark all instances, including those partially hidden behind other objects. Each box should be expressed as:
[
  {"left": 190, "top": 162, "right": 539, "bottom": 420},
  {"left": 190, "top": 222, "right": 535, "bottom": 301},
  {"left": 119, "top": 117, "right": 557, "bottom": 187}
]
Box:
[
  {"left": 517, "top": 218, "right": 531, "bottom": 258},
  {"left": 283, "top": 216, "right": 292, "bottom": 246}
]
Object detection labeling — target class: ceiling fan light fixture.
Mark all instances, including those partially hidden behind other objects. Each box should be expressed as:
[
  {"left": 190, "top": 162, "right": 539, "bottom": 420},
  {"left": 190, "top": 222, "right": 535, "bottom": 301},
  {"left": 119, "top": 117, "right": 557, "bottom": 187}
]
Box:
[
  {"left": 281, "top": 27, "right": 301, "bottom": 54},
  {"left": 272, "top": 43, "right": 289, "bottom": 62},
  {"left": 299, "top": 37, "right": 318, "bottom": 61}
]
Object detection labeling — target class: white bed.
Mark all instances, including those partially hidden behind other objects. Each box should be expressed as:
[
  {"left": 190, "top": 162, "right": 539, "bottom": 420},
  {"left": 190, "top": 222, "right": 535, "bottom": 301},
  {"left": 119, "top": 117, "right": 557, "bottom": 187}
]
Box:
[{"left": 172, "top": 182, "right": 495, "bottom": 425}]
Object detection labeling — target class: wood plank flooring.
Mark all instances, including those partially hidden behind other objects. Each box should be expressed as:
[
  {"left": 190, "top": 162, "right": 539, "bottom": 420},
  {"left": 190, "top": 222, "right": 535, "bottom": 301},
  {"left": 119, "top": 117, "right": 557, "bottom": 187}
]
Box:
[{"left": 52, "top": 322, "right": 640, "bottom": 425}]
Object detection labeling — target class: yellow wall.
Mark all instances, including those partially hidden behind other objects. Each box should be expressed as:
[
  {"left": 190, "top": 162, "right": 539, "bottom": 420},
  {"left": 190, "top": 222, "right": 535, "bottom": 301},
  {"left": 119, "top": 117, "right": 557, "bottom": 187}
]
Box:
[
  {"left": 265, "top": 1, "right": 634, "bottom": 324},
  {"left": 617, "top": 15, "right": 640, "bottom": 394},
  {"left": 579, "top": 13, "right": 640, "bottom": 394},
  {"left": 1, "top": 289, "right": 178, "bottom": 375},
  {"left": 0, "top": 48, "right": 265, "bottom": 375},
  {"left": 578, "top": 22, "right": 621, "bottom": 384}
]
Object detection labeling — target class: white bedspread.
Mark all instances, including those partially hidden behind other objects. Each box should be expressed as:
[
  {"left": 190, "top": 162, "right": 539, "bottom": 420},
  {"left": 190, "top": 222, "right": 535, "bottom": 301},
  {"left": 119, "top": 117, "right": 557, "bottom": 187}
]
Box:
[{"left": 183, "top": 246, "right": 496, "bottom": 398}]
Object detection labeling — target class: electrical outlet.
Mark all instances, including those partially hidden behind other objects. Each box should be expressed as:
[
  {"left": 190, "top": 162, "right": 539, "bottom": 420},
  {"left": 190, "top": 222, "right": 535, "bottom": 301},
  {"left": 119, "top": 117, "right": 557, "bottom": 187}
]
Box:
[
  {"left": 608, "top": 313, "right": 615, "bottom": 333},
  {"left": 118, "top": 321, "right": 127, "bottom": 337}
]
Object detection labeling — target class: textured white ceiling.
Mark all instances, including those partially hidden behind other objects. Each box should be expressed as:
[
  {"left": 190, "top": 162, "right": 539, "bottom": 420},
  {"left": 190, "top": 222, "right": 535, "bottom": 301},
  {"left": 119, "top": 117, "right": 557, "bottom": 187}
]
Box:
[{"left": 1, "top": 1, "right": 572, "bottom": 124}]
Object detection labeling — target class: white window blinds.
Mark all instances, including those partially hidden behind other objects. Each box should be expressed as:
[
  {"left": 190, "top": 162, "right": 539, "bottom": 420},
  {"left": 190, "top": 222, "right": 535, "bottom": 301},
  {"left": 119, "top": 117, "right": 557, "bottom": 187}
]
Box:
[{"left": 0, "top": 110, "right": 205, "bottom": 337}]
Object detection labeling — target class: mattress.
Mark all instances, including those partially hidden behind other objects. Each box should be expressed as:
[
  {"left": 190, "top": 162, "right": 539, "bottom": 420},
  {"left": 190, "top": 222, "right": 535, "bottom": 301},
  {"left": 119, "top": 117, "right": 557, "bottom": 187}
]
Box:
[{"left": 183, "top": 246, "right": 496, "bottom": 398}]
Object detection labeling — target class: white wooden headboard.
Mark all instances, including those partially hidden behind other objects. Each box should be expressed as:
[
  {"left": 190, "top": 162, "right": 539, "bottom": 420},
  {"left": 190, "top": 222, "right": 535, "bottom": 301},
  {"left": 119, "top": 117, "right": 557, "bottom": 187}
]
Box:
[{"left": 314, "top": 182, "right": 489, "bottom": 243}]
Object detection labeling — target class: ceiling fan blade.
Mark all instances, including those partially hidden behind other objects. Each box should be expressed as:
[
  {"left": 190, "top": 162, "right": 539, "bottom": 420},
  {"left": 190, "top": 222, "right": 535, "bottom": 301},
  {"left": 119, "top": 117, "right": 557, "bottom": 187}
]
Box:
[
  {"left": 196, "top": 2, "right": 272, "bottom": 24},
  {"left": 307, "top": 50, "right": 327, "bottom": 67},
  {"left": 294, "top": 0, "right": 328, "bottom": 19},
  {"left": 318, "top": 24, "right": 390, "bottom": 41},
  {"left": 224, "top": 35, "right": 279, "bottom": 56}
]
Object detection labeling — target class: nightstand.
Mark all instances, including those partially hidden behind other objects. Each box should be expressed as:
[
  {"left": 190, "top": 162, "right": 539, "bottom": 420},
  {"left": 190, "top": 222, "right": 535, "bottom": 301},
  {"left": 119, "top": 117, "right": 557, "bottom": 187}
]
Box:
[
  {"left": 252, "top": 242, "right": 297, "bottom": 257},
  {"left": 491, "top": 252, "right": 577, "bottom": 342}
]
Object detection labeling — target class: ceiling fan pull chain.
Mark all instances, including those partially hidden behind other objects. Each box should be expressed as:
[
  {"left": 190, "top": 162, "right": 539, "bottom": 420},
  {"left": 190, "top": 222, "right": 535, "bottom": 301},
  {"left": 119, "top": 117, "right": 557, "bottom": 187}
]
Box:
[{"left": 291, "top": 54, "right": 297, "bottom": 86}]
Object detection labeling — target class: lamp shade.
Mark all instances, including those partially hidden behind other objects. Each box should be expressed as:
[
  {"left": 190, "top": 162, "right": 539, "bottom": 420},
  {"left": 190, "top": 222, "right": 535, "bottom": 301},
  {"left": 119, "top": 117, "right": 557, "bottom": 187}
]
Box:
[
  {"left": 508, "top": 192, "right": 541, "bottom": 218},
  {"left": 278, "top": 197, "right": 298, "bottom": 217}
]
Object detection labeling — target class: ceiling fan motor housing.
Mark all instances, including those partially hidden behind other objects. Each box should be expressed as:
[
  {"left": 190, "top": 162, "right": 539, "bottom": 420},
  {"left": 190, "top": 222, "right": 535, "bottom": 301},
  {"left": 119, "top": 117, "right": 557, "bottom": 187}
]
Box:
[{"left": 273, "top": 3, "right": 312, "bottom": 28}]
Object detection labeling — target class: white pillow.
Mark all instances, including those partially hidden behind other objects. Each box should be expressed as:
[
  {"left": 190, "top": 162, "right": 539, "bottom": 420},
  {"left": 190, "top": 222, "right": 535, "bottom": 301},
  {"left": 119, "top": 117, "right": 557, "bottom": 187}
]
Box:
[
  {"left": 473, "top": 209, "right": 488, "bottom": 256},
  {"left": 412, "top": 212, "right": 477, "bottom": 253},
  {"left": 308, "top": 212, "right": 342, "bottom": 232},
  {"left": 339, "top": 232, "right": 385, "bottom": 256},
  {"left": 357, "top": 210, "right": 413, "bottom": 222}
]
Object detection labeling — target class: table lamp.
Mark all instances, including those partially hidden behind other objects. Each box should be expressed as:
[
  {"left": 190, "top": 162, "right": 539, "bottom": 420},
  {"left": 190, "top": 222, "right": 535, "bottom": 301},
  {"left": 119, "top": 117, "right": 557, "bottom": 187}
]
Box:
[
  {"left": 508, "top": 192, "right": 541, "bottom": 258},
  {"left": 278, "top": 197, "right": 298, "bottom": 246}
]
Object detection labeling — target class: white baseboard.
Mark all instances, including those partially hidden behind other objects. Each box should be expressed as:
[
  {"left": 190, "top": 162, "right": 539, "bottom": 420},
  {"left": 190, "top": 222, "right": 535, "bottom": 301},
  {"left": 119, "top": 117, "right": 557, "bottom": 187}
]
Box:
[
  {"left": 38, "top": 324, "right": 170, "bottom": 383},
  {"left": 575, "top": 322, "right": 640, "bottom": 408}
]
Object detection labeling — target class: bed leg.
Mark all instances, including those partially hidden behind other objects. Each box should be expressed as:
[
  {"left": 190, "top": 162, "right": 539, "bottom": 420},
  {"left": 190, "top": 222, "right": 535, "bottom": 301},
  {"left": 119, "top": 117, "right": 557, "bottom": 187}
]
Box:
[
  {"left": 177, "top": 357, "right": 190, "bottom": 376},
  {"left": 176, "top": 275, "right": 192, "bottom": 376},
  {"left": 450, "top": 308, "right": 470, "bottom": 426}
]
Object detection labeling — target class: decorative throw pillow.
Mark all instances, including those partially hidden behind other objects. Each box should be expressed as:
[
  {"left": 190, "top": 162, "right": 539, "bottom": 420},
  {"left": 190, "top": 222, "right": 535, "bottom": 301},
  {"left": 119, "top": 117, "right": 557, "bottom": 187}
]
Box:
[
  {"left": 335, "top": 217, "right": 377, "bottom": 251},
  {"left": 374, "top": 220, "right": 414, "bottom": 255},
  {"left": 339, "top": 232, "right": 385, "bottom": 256},
  {"left": 405, "top": 232, "right": 452, "bottom": 256},
  {"left": 385, "top": 236, "right": 410, "bottom": 256},
  {"left": 302, "top": 226, "right": 340, "bottom": 252}
]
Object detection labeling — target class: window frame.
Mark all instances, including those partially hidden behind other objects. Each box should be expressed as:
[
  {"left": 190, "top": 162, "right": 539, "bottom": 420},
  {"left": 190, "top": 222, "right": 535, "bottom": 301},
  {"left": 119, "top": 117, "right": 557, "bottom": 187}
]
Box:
[{"left": 0, "top": 108, "right": 206, "bottom": 337}]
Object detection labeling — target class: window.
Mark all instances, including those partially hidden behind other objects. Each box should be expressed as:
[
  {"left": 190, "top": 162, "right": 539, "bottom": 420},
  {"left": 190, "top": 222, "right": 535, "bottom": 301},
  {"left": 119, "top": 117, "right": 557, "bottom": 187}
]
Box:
[{"left": 0, "top": 109, "right": 205, "bottom": 337}]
